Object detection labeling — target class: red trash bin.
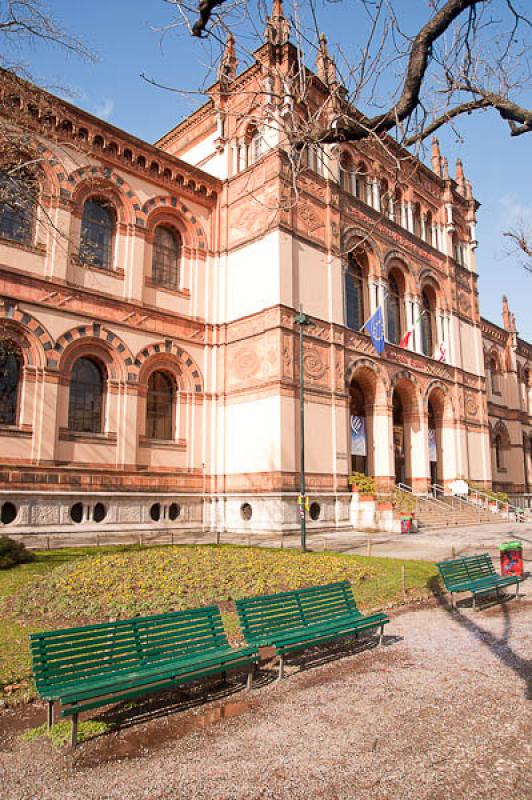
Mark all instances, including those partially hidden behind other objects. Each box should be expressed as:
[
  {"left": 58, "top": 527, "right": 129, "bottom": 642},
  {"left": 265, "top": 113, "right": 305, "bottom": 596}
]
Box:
[{"left": 498, "top": 541, "right": 524, "bottom": 578}]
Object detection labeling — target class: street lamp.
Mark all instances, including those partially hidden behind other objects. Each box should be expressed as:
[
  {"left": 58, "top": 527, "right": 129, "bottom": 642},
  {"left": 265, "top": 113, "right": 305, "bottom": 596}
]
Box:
[{"left": 294, "top": 305, "right": 311, "bottom": 551}]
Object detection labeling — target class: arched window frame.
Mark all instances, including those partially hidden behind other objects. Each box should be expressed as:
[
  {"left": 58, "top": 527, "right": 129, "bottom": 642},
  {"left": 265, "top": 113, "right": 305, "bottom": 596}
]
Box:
[
  {"left": 151, "top": 224, "right": 182, "bottom": 290},
  {"left": 489, "top": 357, "right": 501, "bottom": 395},
  {"left": 145, "top": 369, "right": 176, "bottom": 441},
  {"left": 0, "top": 167, "right": 37, "bottom": 246},
  {"left": 0, "top": 339, "right": 22, "bottom": 426},
  {"left": 344, "top": 253, "right": 366, "bottom": 332},
  {"left": 425, "top": 210, "right": 433, "bottom": 246},
  {"left": 79, "top": 197, "right": 116, "bottom": 269},
  {"left": 420, "top": 286, "right": 437, "bottom": 358},
  {"left": 386, "top": 270, "right": 404, "bottom": 345},
  {"left": 355, "top": 162, "right": 368, "bottom": 203},
  {"left": 68, "top": 356, "right": 106, "bottom": 434},
  {"left": 494, "top": 433, "right": 504, "bottom": 470},
  {"left": 339, "top": 151, "right": 354, "bottom": 194}
]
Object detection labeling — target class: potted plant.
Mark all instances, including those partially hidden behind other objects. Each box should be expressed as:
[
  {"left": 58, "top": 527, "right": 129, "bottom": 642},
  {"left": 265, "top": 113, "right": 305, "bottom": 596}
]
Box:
[{"left": 348, "top": 472, "right": 377, "bottom": 499}]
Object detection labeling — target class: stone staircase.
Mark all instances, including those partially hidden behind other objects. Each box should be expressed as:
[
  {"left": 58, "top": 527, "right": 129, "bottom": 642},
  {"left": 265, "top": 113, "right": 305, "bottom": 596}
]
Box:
[{"left": 414, "top": 495, "right": 497, "bottom": 530}]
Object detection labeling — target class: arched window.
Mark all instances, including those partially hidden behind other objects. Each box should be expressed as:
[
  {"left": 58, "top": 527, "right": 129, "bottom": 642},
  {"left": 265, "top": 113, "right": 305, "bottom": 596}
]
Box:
[
  {"left": 0, "top": 169, "right": 36, "bottom": 244},
  {"left": 152, "top": 226, "right": 181, "bottom": 289},
  {"left": 355, "top": 163, "right": 368, "bottom": 202},
  {"left": 413, "top": 203, "right": 422, "bottom": 238},
  {"left": 489, "top": 357, "right": 500, "bottom": 394},
  {"left": 394, "top": 188, "right": 403, "bottom": 226},
  {"left": 340, "top": 152, "right": 353, "bottom": 193},
  {"left": 420, "top": 289, "right": 435, "bottom": 357},
  {"left": 250, "top": 129, "right": 267, "bottom": 164},
  {"left": 495, "top": 434, "right": 503, "bottom": 470},
  {"left": 68, "top": 357, "right": 105, "bottom": 433},
  {"left": 426, "top": 211, "right": 433, "bottom": 246},
  {"left": 0, "top": 341, "right": 21, "bottom": 425},
  {"left": 80, "top": 198, "right": 114, "bottom": 268},
  {"left": 386, "top": 273, "right": 402, "bottom": 345},
  {"left": 345, "top": 254, "right": 365, "bottom": 331},
  {"left": 146, "top": 371, "right": 174, "bottom": 440}
]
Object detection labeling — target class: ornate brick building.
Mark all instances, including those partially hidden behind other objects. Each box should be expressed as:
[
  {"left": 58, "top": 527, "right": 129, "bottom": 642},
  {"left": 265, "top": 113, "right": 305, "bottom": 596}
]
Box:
[{"left": 0, "top": 4, "right": 530, "bottom": 541}]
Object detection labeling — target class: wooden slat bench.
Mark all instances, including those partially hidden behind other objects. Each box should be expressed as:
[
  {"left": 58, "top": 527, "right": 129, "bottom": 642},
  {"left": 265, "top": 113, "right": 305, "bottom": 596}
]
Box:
[
  {"left": 30, "top": 606, "right": 258, "bottom": 745},
  {"left": 436, "top": 553, "right": 522, "bottom": 610},
  {"left": 235, "top": 581, "right": 389, "bottom": 678}
]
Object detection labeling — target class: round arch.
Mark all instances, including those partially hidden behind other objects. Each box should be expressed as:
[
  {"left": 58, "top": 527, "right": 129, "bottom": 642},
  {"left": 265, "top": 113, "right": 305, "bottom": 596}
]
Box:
[
  {"left": 55, "top": 323, "right": 135, "bottom": 382},
  {"left": 142, "top": 197, "right": 207, "bottom": 252},
  {"left": 135, "top": 342, "right": 203, "bottom": 394},
  {"left": 68, "top": 166, "right": 142, "bottom": 226}
]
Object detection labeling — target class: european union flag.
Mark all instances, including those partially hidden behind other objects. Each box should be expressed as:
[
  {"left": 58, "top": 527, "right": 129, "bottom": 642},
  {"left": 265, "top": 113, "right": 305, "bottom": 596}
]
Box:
[{"left": 365, "top": 306, "right": 385, "bottom": 354}]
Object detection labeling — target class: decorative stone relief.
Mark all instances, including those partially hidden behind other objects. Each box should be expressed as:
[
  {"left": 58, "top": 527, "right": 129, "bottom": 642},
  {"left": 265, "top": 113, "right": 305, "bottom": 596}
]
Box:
[
  {"left": 31, "top": 504, "right": 60, "bottom": 525},
  {"left": 118, "top": 505, "right": 142, "bottom": 523}
]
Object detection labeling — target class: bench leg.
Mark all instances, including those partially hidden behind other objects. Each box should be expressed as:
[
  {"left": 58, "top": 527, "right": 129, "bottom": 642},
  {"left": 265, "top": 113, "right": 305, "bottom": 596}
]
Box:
[
  {"left": 278, "top": 654, "right": 285, "bottom": 680},
  {"left": 246, "top": 665, "right": 254, "bottom": 691},
  {"left": 516, "top": 581, "right": 520, "bottom": 598},
  {"left": 220, "top": 670, "right": 227, "bottom": 684},
  {"left": 472, "top": 593, "right": 476, "bottom": 611},
  {"left": 451, "top": 593, "right": 456, "bottom": 610},
  {"left": 71, "top": 713, "right": 79, "bottom": 747},
  {"left": 47, "top": 701, "right": 54, "bottom": 730},
  {"left": 378, "top": 624, "right": 384, "bottom": 645}
]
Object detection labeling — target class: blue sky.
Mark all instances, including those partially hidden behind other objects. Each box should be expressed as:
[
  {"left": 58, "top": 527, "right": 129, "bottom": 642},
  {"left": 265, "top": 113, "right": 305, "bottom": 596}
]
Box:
[{"left": 19, "top": 0, "right": 531, "bottom": 339}]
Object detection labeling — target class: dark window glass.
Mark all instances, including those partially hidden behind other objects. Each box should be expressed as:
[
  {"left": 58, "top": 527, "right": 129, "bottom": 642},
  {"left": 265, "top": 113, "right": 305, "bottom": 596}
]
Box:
[
  {"left": 309, "top": 502, "right": 321, "bottom": 521},
  {"left": 387, "top": 275, "right": 402, "bottom": 345},
  {"left": 168, "top": 502, "right": 181, "bottom": 521},
  {"left": 421, "top": 291, "right": 434, "bottom": 357},
  {"left": 152, "top": 226, "right": 181, "bottom": 289},
  {"left": 146, "top": 371, "right": 174, "bottom": 440},
  {"left": 150, "top": 502, "right": 161, "bottom": 522},
  {"left": 93, "top": 502, "right": 106, "bottom": 523},
  {"left": 80, "top": 199, "right": 114, "bottom": 268},
  {"left": 68, "top": 357, "right": 104, "bottom": 433},
  {"left": 1, "top": 501, "right": 17, "bottom": 524},
  {"left": 0, "top": 169, "right": 35, "bottom": 244},
  {"left": 0, "top": 341, "right": 21, "bottom": 425},
  {"left": 490, "top": 359, "right": 500, "bottom": 394},
  {"left": 345, "top": 257, "right": 365, "bottom": 331},
  {"left": 70, "top": 502, "right": 83, "bottom": 523},
  {"left": 495, "top": 435, "right": 503, "bottom": 469}
]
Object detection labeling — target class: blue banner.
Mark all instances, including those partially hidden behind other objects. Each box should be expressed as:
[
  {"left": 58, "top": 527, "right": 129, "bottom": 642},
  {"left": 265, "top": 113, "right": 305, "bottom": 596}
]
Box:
[{"left": 351, "top": 415, "right": 367, "bottom": 456}]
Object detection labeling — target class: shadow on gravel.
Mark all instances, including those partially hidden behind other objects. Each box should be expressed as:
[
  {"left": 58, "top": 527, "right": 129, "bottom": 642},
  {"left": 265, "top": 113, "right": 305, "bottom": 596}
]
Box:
[{"left": 430, "top": 577, "right": 531, "bottom": 700}]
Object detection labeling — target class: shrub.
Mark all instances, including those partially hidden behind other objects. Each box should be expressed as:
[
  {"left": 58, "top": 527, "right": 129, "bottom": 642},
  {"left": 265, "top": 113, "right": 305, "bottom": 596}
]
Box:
[
  {"left": 348, "top": 472, "right": 377, "bottom": 494},
  {"left": 0, "top": 536, "right": 35, "bottom": 570}
]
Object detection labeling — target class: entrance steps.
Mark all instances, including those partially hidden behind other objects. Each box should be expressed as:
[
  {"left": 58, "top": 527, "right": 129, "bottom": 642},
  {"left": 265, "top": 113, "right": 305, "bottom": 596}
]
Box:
[{"left": 414, "top": 496, "right": 496, "bottom": 530}]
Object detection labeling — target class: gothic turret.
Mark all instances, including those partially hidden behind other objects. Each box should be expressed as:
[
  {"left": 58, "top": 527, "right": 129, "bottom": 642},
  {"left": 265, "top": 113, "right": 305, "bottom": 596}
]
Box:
[
  {"left": 218, "top": 33, "right": 237, "bottom": 92},
  {"left": 264, "top": 0, "right": 290, "bottom": 46}
]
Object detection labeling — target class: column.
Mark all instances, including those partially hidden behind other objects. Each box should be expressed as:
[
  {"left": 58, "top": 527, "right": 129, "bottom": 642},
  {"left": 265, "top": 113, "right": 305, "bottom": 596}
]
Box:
[
  {"left": 372, "top": 402, "right": 394, "bottom": 492},
  {"left": 432, "top": 224, "right": 439, "bottom": 250},
  {"left": 406, "top": 203, "right": 414, "bottom": 233},
  {"left": 420, "top": 214, "right": 426, "bottom": 242},
  {"left": 400, "top": 203, "right": 407, "bottom": 229},
  {"left": 372, "top": 179, "right": 381, "bottom": 212},
  {"left": 367, "top": 278, "right": 378, "bottom": 315},
  {"left": 436, "top": 313, "right": 445, "bottom": 356},
  {"left": 412, "top": 296, "right": 423, "bottom": 354},
  {"left": 231, "top": 140, "right": 239, "bottom": 175},
  {"left": 409, "top": 408, "right": 430, "bottom": 494},
  {"left": 404, "top": 295, "right": 415, "bottom": 350}
]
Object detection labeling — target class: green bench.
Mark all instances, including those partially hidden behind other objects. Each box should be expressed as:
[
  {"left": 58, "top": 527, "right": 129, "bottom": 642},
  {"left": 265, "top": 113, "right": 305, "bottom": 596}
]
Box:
[
  {"left": 235, "top": 581, "right": 389, "bottom": 678},
  {"left": 436, "top": 553, "right": 522, "bottom": 610},
  {"left": 30, "top": 606, "right": 258, "bottom": 745}
]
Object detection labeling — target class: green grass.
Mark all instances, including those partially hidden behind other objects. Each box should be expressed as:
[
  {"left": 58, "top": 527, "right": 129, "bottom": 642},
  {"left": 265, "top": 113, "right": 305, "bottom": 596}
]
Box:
[
  {"left": 0, "top": 543, "right": 439, "bottom": 703},
  {"left": 22, "top": 720, "right": 110, "bottom": 747}
]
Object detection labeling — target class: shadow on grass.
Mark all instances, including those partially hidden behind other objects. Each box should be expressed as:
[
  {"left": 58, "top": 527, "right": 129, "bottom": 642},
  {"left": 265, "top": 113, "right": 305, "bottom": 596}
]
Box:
[{"left": 429, "top": 576, "right": 531, "bottom": 700}]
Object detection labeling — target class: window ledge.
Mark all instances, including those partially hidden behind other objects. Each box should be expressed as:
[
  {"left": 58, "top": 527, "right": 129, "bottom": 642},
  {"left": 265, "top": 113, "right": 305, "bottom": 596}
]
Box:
[
  {"left": 144, "top": 277, "right": 190, "bottom": 298},
  {"left": 59, "top": 428, "right": 117, "bottom": 444},
  {"left": 0, "top": 235, "right": 46, "bottom": 256},
  {"left": 139, "top": 436, "right": 186, "bottom": 450},
  {"left": 0, "top": 424, "right": 32, "bottom": 438}
]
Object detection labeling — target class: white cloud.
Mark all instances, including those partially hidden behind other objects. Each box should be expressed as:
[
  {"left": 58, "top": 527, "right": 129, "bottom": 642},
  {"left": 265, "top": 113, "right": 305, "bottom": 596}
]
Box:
[{"left": 93, "top": 97, "right": 114, "bottom": 121}]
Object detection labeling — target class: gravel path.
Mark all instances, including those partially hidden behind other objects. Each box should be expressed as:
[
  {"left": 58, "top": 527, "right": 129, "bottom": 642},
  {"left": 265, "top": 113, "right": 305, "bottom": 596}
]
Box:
[{"left": 1, "top": 597, "right": 531, "bottom": 800}]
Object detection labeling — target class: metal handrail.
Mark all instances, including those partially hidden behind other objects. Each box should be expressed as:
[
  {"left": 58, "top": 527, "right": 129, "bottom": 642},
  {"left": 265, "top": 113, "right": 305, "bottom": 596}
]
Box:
[
  {"left": 396, "top": 483, "right": 450, "bottom": 512},
  {"left": 431, "top": 483, "right": 527, "bottom": 523}
]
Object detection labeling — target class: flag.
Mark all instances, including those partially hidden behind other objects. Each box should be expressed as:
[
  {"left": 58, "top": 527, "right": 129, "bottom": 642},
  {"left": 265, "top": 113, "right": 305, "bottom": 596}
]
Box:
[
  {"left": 363, "top": 306, "right": 385, "bottom": 354},
  {"left": 434, "top": 342, "right": 446, "bottom": 362},
  {"left": 400, "top": 311, "right": 425, "bottom": 350}
]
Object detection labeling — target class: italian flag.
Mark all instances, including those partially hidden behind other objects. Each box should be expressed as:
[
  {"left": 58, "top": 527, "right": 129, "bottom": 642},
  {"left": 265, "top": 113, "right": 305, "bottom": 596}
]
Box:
[{"left": 399, "top": 312, "right": 425, "bottom": 349}]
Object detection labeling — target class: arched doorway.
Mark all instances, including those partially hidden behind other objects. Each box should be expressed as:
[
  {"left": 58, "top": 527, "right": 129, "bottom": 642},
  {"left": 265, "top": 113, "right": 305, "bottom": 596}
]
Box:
[
  {"left": 428, "top": 400, "right": 440, "bottom": 485},
  {"left": 349, "top": 366, "right": 378, "bottom": 478},
  {"left": 393, "top": 392, "right": 406, "bottom": 484}
]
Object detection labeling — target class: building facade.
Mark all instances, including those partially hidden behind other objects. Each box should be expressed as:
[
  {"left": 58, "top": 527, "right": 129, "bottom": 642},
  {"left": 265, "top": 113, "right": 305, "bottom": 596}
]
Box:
[{"left": 0, "top": 4, "right": 530, "bottom": 542}]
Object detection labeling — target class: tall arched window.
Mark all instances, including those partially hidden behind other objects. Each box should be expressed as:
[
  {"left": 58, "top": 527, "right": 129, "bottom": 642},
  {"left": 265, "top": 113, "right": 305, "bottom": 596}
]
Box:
[
  {"left": 386, "top": 273, "right": 402, "bottom": 345},
  {"left": 495, "top": 434, "right": 503, "bottom": 470},
  {"left": 489, "top": 357, "right": 500, "bottom": 394},
  {"left": 152, "top": 226, "right": 181, "bottom": 289},
  {"left": 425, "top": 211, "right": 433, "bottom": 246},
  {"left": 345, "top": 254, "right": 365, "bottom": 331},
  {"left": 0, "top": 341, "right": 21, "bottom": 425},
  {"left": 413, "top": 203, "right": 422, "bottom": 238},
  {"left": 0, "top": 169, "right": 36, "bottom": 244},
  {"left": 68, "top": 357, "right": 105, "bottom": 433},
  {"left": 146, "top": 371, "right": 174, "bottom": 440},
  {"left": 394, "top": 189, "right": 403, "bottom": 226},
  {"left": 339, "top": 152, "right": 353, "bottom": 193},
  {"left": 80, "top": 198, "right": 114, "bottom": 268},
  {"left": 355, "top": 163, "right": 368, "bottom": 202},
  {"left": 420, "top": 289, "right": 435, "bottom": 357}
]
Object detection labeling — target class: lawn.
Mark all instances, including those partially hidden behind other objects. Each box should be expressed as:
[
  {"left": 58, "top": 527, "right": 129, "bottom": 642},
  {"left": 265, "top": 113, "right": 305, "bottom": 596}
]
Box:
[{"left": 0, "top": 543, "right": 440, "bottom": 703}]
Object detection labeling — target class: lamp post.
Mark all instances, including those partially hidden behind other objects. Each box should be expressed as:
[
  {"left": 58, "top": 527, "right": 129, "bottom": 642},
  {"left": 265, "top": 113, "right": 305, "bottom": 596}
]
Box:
[{"left": 294, "top": 305, "right": 311, "bottom": 551}]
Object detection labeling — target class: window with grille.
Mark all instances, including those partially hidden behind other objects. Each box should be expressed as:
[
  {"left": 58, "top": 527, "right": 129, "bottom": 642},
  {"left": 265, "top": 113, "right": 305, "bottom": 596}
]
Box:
[
  {"left": 146, "top": 371, "right": 174, "bottom": 440},
  {"left": 152, "top": 226, "right": 181, "bottom": 289},
  {"left": 345, "top": 256, "right": 365, "bottom": 331},
  {"left": 0, "top": 341, "right": 21, "bottom": 425},
  {"left": 68, "top": 357, "right": 105, "bottom": 433},
  {"left": 80, "top": 198, "right": 114, "bottom": 268},
  {"left": 0, "top": 169, "right": 35, "bottom": 244},
  {"left": 387, "top": 274, "right": 402, "bottom": 344},
  {"left": 420, "top": 290, "right": 434, "bottom": 357}
]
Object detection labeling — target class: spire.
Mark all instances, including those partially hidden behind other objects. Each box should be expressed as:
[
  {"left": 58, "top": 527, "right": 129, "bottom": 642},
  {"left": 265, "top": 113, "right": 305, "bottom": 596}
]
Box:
[
  {"left": 455, "top": 158, "right": 466, "bottom": 195},
  {"left": 218, "top": 32, "right": 237, "bottom": 91},
  {"left": 316, "top": 33, "right": 337, "bottom": 86},
  {"left": 502, "top": 295, "right": 511, "bottom": 331},
  {"left": 264, "top": 0, "right": 290, "bottom": 46},
  {"left": 431, "top": 136, "right": 441, "bottom": 175},
  {"left": 441, "top": 156, "right": 449, "bottom": 179}
]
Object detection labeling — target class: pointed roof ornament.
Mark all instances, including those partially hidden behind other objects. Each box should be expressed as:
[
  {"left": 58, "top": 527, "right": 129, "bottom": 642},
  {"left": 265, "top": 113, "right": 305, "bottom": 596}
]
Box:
[
  {"left": 431, "top": 136, "right": 441, "bottom": 175},
  {"left": 264, "top": 0, "right": 290, "bottom": 46},
  {"left": 455, "top": 157, "right": 467, "bottom": 195},
  {"left": 502, "top": 295, "right": 511, "bottom": 330},
  {"left": 218, "top": 32, "right": 237, "bottom": 91},
  {"left": 316, "top": 32, "right": 337, "bottom": 85},
  {"left": 441, "top": 156, "right": 449, "bottom": 179}
]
